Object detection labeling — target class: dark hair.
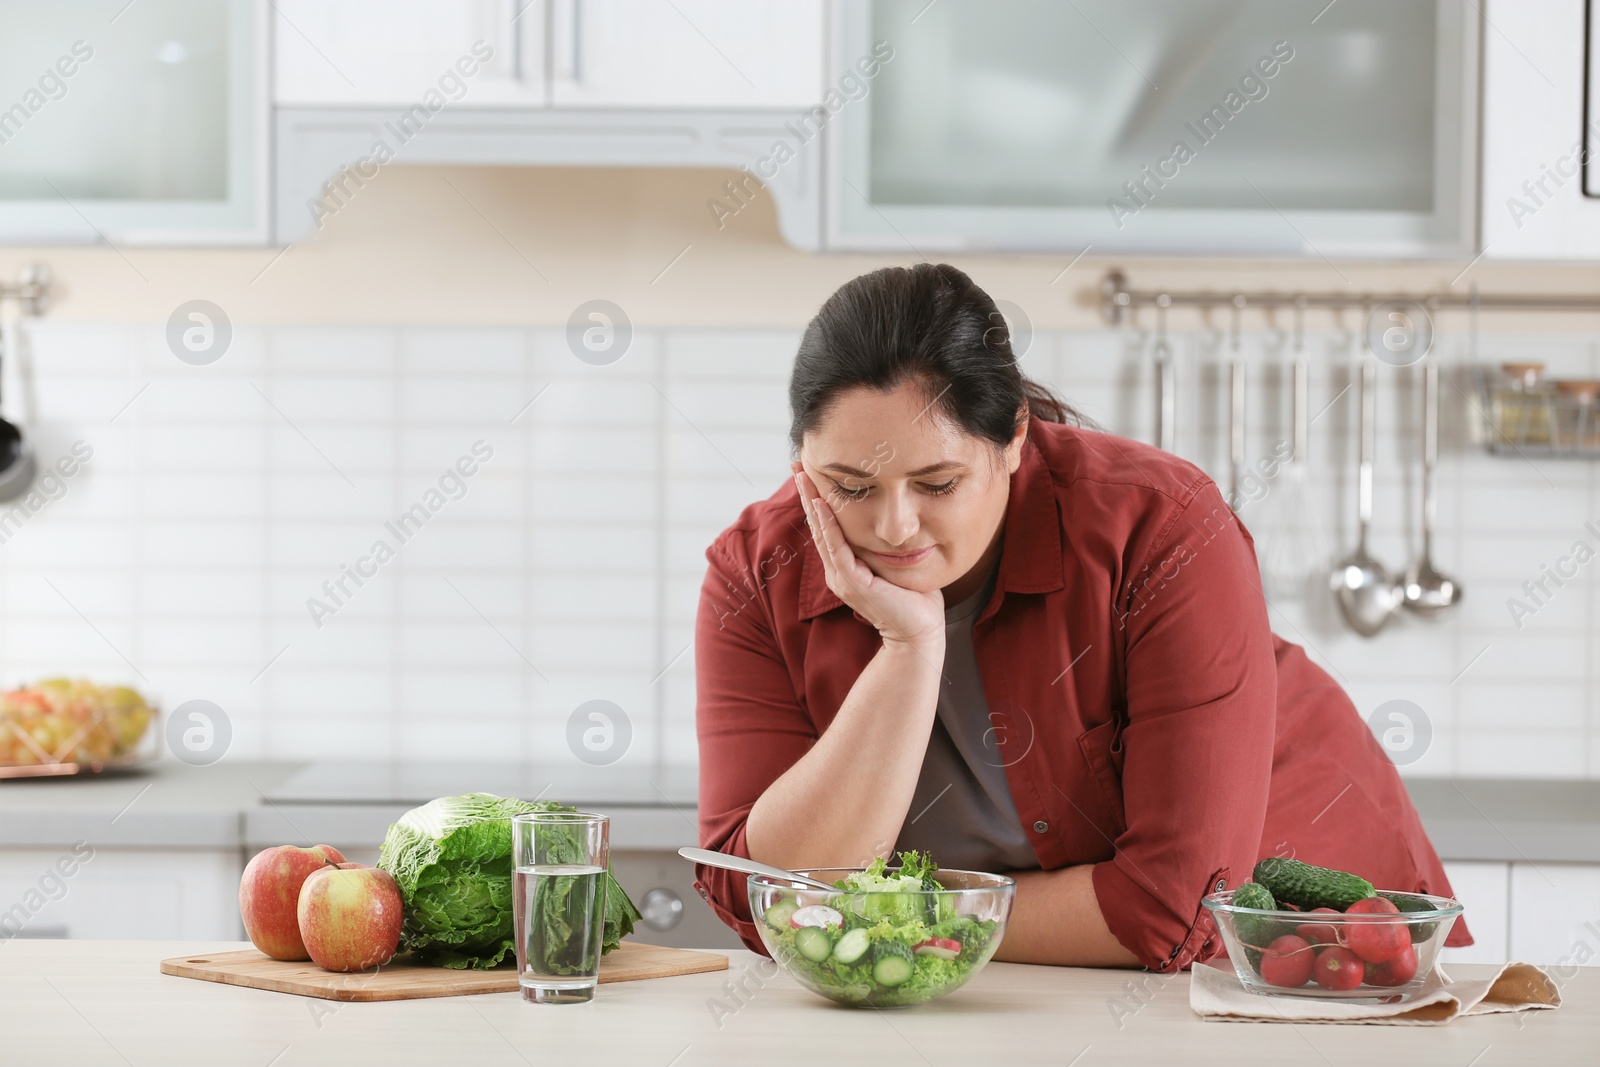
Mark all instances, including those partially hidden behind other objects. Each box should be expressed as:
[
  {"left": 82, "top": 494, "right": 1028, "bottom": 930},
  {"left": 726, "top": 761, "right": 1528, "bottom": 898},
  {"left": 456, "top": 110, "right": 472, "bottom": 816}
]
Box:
[{"left": 788, "top": 263, "right": 1088, "bottom": 459}]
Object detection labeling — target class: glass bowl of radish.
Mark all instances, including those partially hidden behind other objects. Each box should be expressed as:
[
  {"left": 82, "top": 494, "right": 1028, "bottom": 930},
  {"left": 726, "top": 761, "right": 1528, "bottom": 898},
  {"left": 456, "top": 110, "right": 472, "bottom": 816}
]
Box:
[
  {"left": 1203, "top": 888, "right": 1463, "bottom": 1002},
  {"left": 747, "top": 854, "right": 1014, "bottom": 1008}
]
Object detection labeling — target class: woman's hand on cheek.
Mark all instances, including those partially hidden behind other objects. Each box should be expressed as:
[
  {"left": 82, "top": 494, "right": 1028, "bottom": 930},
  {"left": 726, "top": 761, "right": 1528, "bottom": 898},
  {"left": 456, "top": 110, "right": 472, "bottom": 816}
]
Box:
[{"left": 793, "top": 465, "right": 946, "bottom": 652}]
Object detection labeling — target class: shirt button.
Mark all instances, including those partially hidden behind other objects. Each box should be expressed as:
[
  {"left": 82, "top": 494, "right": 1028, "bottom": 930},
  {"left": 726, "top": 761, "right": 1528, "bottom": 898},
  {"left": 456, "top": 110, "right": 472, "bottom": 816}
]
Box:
[
  {"left": 1215, "top": 878, "right": 1227, "bottom": 891},
  {"left": 1032, "top": 820, "right": 1049, "bottom": 834}
]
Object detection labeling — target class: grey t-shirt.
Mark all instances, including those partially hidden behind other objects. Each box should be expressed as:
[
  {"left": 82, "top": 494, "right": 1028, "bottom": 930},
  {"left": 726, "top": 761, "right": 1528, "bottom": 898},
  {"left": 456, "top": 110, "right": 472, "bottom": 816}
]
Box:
[{"left": 892, "top": 548, "right": 1040, "bottom": 873}]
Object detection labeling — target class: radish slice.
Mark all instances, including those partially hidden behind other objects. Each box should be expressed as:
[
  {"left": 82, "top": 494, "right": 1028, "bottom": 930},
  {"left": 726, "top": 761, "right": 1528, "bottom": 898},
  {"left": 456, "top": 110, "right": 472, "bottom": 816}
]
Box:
[
  {"left": 913, "top": 937, "right": 961, "bottom": 960},
  {"left": 789, "top": 904, "right": 843, "bottom": 930}
]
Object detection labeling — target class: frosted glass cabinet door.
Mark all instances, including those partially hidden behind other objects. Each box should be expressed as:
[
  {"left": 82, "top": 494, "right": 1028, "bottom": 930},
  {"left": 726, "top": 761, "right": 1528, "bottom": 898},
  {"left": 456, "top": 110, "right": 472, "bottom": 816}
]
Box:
[
  {"left": 828, "top": 0, "right": 1478, "bottom": 256},
  {"left": 0, "top": 0, "right": 266, "bottom": 243}
]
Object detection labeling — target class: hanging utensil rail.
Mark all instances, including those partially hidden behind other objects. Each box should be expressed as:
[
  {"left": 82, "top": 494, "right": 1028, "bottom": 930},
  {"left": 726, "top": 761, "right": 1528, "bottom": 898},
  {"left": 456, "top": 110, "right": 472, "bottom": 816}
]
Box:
[
  {"left": 1097, "top": 268, "right": 1600, "bottom": 323},
  {"left": 0, "top": 265, "right": 51, "bottom": 316}
]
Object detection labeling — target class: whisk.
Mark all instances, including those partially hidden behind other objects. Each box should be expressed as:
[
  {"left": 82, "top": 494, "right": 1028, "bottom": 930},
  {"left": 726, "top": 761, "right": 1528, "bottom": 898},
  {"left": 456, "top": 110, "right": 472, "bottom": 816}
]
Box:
[{"left": 1256, "top": 298, "right": 1327, "bottom": 602}]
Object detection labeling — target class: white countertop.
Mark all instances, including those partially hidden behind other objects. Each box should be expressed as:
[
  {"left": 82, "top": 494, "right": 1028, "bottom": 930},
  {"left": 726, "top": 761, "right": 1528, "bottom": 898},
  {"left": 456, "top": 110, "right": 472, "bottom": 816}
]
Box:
[{"left": 6, "top": 941, "right": 1594, "bottom": 1066}]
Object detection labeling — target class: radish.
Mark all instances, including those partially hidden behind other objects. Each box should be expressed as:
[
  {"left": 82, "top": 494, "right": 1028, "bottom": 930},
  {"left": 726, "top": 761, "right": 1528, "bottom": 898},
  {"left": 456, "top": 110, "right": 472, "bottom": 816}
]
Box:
[
  {"left": 1364, "top": 942, "right": 1419, "bottom": 987},
  {"left": 912, "top": 937, "right": 961, "bottom": 961},
  {"left": 1343, "top": 897, "right": 1408, "bottom": 963},
  {"left": 789, "top": 904, "right": 843, "bottom": 930},
  {"left": 1313, "top": 945, "right": 1365, "bottom": 991},
  {"left": 1259, "top": 934, "right": 1314, "bottom": 988},
  {"left": 1294, "top": 907, "right": 1342, "bottom": 948}
]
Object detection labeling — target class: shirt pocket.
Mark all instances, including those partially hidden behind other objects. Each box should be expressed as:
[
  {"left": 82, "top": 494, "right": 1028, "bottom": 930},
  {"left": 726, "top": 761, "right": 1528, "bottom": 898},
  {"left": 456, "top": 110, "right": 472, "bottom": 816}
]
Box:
[{"left": 1076, "top": 717, "right": 1129, "bottom": 840}]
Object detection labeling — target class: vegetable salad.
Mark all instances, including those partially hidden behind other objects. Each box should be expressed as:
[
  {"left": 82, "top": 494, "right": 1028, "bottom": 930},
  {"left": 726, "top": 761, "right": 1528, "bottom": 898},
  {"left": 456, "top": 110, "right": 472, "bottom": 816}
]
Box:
[{"left": 762, "top": 851, "right": 1003, "bottom": 1007}]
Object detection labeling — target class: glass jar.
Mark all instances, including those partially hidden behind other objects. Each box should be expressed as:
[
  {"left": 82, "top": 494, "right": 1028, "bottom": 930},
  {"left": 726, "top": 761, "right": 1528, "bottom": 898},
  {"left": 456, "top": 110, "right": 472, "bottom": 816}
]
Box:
[
  {"left": 1494, "top": 363, "right": 1553, "bottom": 447},
  {"left": 1553, "top": 380, "right": 1600, "bottom": 452}
]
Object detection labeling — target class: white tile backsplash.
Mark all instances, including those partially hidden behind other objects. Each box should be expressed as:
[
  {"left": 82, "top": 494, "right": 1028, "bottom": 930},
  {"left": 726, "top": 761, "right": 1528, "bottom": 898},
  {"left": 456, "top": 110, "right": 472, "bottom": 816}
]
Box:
[{"left": 0, "top": 320, "right": 1594, "bottom": 777}]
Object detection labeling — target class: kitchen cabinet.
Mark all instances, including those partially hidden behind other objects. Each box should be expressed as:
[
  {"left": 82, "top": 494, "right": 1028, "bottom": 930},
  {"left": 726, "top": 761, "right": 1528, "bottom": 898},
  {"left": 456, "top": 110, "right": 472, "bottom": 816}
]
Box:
[
  {"left": 1478, "top": 0, "right": 1600, "bottom": 259},
  {"left": 1509, "top": 863, "right": 1600, "bottom": 970},
  {"left": 0, "top": 848, "right": 241, "bottom": 941},
  {"left": 271, "top": 0, "right": 826, "bottom": 245},
  {"left": 271, "top": 0, "right": 547, "bottom": 107},
  {"left": 610, "top": 850, "right": 742, "bottom": 950},
  {"left": 826, "top": 0, "right": 1479, "bottom": 255},
  {"left": 547, "top": 1, "right": 823, "bottom": 109},
  {"left": 1439, "top": 860, "right": 1510, "bottom": 966},
  {"left": 0, "top": 0, "right": 268, "bottom": 244},
  {"left": 272, "top": 0, "right": 822, "bottom": 110},
  {"left": 1437, "top": 861, "right": 1600, "bottom": 969}
]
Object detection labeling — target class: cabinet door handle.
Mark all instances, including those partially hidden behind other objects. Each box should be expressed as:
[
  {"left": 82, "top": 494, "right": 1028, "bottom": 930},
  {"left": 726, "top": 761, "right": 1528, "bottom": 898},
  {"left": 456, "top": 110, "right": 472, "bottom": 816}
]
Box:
[
  {"left": 571, "top": 0, "right": 582, "bottom": 83},
  {"left": 550, "top": 0, "right": 582, "bottom": 83},
  {"left": 505, "top": 0, "right": 542, "bottom": 84}
]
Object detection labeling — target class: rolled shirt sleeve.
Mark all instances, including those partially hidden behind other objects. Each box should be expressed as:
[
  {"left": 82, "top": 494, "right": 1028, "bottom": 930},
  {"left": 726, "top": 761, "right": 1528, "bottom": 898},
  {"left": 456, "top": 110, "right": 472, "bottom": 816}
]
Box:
[
  {"left": 692, "top": 527, "right": 816, "bottom": 956},
  {"left": 1090, "top": 478, "right": 1278, "bottom": 972}
]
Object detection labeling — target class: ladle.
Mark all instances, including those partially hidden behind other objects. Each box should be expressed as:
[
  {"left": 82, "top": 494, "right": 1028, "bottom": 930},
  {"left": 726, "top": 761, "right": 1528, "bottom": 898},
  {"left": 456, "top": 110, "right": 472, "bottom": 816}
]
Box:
[
  {"left": 1402, "top": 300, "right": 1464, "bottom": 614},
  {"left": 0, "top": 310, "right": 35, "bottom": 502},
  {"left": 1331, "top": 354, "right": 1402, "bottom": 636}
]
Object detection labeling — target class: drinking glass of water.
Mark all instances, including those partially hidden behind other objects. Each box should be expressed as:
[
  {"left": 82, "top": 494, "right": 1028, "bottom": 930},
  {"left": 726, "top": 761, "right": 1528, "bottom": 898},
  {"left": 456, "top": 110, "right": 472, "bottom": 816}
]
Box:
[{"left": 511, "top": 810, "right": 610, "bottom": 1004}]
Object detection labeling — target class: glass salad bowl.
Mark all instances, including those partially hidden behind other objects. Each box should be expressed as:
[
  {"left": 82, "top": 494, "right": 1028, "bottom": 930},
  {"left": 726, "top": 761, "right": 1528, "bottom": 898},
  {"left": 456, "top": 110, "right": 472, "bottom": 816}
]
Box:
[
  {"left": 1203, "top": 888, "right": 1463, "bottom": 1002},
  {"left": 747, "top": 866, "right": 1014, "bottom": 1008}
]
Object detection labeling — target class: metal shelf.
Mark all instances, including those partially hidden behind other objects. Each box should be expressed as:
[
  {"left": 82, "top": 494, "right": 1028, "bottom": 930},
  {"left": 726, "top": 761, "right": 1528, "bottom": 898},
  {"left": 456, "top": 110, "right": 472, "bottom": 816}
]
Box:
[{"left": 1473, "top": 367, "right": 1600, "bottom": 458}]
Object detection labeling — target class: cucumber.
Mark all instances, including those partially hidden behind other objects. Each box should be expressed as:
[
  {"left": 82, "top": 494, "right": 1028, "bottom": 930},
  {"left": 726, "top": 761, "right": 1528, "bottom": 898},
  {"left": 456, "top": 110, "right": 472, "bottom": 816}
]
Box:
[
  {"left": 833, "top": 927, "right": 871, "bottom": 965},
  {"left": 920, "top": 873, "right": 943, "bottom": 925},
  {"left": 871, "top": 941, "right": 915, "bottom": 987},
  {"left": 1379, "top": 891, "right": 1440, "bottom": 944},
  {"left": 763, "top": 898, "right": 799, "bottom": 931},
  {"left": 1229, "top": 881, "right": 1282, "bottom": 973},
  {"left": 1253, "top": 857, "right": 1375, "bottom": 911},
  {"left": 794, "top": 925, "right": 833, "bottom": 963},
  {"left": 1231, "top": 881, "right": 1276, "bottom": 911}
]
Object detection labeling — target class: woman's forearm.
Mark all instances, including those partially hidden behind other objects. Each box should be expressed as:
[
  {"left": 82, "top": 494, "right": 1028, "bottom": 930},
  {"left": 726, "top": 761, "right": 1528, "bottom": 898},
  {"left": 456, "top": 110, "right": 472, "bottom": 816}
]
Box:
[
  {"left": 991, "top": 864, "right": 1141, "bottom": 967},
  {"left": 745, "top": 637, "right": 944, "bottom": 870}
]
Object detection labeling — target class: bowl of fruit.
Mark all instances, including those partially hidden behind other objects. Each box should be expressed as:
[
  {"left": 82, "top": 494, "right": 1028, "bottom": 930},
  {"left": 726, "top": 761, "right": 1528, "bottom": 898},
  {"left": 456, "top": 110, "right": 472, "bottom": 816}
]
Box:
[
  {"left": 747, "top": 851, "right": 1013, "bottom": 1008},
  {"left": 1204, "top": 858, "right": 1463, "bottom": 1002},
  {"left": 0, "top": 679, "right": 156, "bottom": 778}
]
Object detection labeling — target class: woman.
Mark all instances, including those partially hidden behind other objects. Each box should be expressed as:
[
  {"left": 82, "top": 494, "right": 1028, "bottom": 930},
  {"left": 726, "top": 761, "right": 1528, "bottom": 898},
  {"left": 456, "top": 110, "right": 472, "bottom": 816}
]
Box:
[{"left": 693, "top": 263, "right": 1471, "bottom": 971}]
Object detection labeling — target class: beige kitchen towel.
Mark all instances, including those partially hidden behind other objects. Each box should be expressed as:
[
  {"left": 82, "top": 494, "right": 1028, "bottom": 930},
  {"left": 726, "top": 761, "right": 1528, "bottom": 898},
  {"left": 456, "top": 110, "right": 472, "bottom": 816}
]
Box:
[{"left": 1191, "top": 959, "right": 1562, "bottom": 1025}]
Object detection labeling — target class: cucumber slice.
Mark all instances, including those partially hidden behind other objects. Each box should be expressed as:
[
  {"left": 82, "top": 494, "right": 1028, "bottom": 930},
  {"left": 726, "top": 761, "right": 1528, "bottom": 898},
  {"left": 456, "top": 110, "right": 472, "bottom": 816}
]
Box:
[
  {"left": 794, "top": 925, "right": 833, "bottom": 963},
  {"left": 833, "top": 927, "right": 871, "bottom": 965},
  {"left": 871, "top": 941, "right": 915, "bottom": 987},
  {"left": 764, "top": 898, "right": 799, "bottom": 931}
]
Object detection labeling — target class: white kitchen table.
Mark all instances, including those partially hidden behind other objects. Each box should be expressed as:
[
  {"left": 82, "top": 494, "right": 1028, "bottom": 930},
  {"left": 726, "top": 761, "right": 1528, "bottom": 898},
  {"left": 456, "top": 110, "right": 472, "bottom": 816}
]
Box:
[{"left": 5, "top": 941, "right": 1594, "bottom": 1066}]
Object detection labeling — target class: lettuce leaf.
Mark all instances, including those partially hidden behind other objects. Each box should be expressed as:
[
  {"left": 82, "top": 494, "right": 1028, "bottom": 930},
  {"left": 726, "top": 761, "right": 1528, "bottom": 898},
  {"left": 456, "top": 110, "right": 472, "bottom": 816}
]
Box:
[{"left": 376, "top": 792, "right": 641, "bottom": 970}]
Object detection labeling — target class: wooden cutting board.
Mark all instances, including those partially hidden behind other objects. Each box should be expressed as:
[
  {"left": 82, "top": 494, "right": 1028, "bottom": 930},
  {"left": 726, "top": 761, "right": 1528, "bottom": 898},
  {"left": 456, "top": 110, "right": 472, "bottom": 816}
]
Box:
[{"left": 160, "top": 941, "right": 728, "bottom": 1002}]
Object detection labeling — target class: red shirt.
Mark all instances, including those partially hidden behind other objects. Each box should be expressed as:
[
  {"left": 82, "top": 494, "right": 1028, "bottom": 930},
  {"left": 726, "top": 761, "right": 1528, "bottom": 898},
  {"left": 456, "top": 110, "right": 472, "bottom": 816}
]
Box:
[{"left": 693, "top": 414, "right": 1472, "bottom": 971}]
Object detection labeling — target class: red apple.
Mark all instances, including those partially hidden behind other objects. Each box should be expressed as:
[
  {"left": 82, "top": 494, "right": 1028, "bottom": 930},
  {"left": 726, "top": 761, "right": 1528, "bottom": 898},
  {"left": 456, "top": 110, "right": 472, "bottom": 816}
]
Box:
[
  {"left": 296, "top": 865, "right": 403, "bottom": 972},
  {"left": 239, "top": 844, "right": 346, "bottom": 960}
]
